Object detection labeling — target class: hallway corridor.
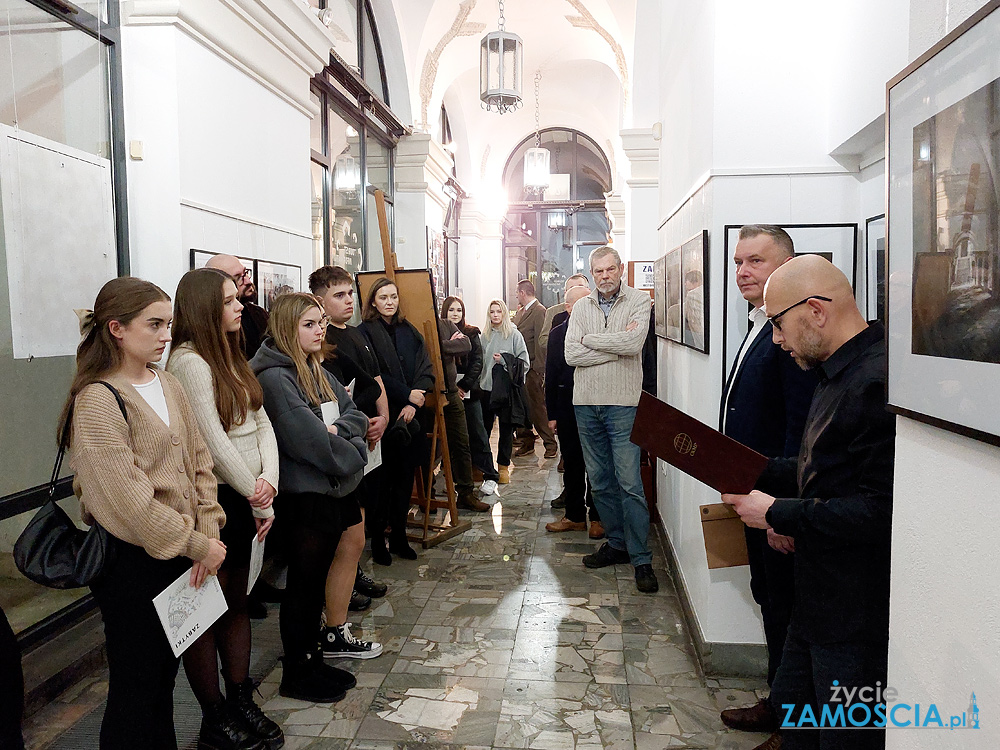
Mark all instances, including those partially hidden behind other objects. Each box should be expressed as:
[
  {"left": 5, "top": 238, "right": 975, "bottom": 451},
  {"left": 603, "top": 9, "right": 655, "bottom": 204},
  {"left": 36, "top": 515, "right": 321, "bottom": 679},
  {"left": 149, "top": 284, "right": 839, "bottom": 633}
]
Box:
[{"left": 26, "top": 458, "right": 769, "bottom": 750}]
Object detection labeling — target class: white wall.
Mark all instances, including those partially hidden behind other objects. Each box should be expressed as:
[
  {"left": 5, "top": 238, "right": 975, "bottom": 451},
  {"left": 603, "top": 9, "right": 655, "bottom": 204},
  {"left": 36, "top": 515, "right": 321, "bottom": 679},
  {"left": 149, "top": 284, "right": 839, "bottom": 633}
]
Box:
[{"left": 885, "top": 2, "right": 1000, "bottom": 747}]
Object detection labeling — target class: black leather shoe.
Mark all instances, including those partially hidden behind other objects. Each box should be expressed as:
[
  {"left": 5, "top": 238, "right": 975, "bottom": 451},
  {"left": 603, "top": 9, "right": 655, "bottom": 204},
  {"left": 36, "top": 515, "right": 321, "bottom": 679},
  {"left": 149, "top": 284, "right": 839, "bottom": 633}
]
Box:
[
  {"left": 225, "top": 679, "right": 284, "bottom": 749},
  {"left": 349, "top": 589, "right": 372, "bottom": 611},
  {"left": 356, "top": 565, "right": 387, "bottom": 597},
  {"left": 198, "top": 700, "right": 266, "bottom": 750},
  {"left": 582, "top": 542, "right": 630, "bottom": 568},
  {"left": 550, "top": 491, "right": 567, "bottom": 509},
  {"left": 278, "top": 653, "right": 347, "bottom": 704},
  {"left": 721, "top": 698, "right": 779, "bottom": 732},
  {"left": 634, "top": 564, "right": 659, "bottom": 593},
  {"left": 389, "top": 539, "right": 418, "bottom": 560}
]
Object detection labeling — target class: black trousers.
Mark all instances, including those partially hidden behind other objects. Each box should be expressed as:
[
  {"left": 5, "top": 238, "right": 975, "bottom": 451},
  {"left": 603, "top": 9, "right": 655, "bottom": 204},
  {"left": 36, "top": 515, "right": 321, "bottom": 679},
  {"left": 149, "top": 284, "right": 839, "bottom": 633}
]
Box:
[
  {"left": 557, "top": 413, "right": 600, "bottom": 525},
  {"left": 744, "top": 526, "right": 796, "bottom": 687},
  {"left": 91, "top": 542, "right": 190, "bottom": 750},
  {"left": 464, "top": 394, "right": 498, "bottom": 482},
  {"left": 480, "top": 395, "right": 514, "bottom": 467},
  {"left": 516, "top": 369, "right": 557, "bottom": 452},
  {"left": 0, "top": 604, "right": 24, "bottom": 750},
  {"left": 771, "top": 632, "right": 888, "bottom": 750}
]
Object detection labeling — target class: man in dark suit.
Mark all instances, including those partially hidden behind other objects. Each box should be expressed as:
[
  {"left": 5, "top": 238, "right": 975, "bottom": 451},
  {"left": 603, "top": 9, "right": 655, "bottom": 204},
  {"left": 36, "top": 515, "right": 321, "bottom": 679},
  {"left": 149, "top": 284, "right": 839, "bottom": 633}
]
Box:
[
  {"left": 719, "top": 225, "right": 817, "bottom": 750},
  {"left": 512, "top": 279, "right": 558, "bottom": 458},
  {"left": 544, "top": 285, "right": 603, "bottom": 537}
]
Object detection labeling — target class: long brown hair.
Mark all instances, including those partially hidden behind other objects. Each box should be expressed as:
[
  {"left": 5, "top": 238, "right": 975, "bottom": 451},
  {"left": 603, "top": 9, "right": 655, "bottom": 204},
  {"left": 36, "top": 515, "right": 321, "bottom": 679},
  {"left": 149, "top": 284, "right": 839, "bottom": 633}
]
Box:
[
  {"left": 362, "top": 277, "right": 399, "bottom": 323},
  {"left": 170, "top": 268, "right": 264, "bottom": 430},
  {"left": 441, "top": 295, "right": 471, "bottom": 332},
  {"left": 58, "top": 277, "right": 170, "bottom": 442},
  {"left": 267, "top": 293, "right": 338, "bottom": 406}
]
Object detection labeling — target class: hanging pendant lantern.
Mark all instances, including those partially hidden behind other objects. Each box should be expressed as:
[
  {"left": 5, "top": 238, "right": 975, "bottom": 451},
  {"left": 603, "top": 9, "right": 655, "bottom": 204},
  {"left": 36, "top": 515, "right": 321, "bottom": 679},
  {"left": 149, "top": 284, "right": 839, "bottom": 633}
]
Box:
[
  {"left": 523, "top": 70, "right": 549, "bottom": 195},
  {"left": 334, "top": 151, "right": 360, "bottom": 197},
  {"left": 480, "top": 0, "right": 522, "bottom": 114}
]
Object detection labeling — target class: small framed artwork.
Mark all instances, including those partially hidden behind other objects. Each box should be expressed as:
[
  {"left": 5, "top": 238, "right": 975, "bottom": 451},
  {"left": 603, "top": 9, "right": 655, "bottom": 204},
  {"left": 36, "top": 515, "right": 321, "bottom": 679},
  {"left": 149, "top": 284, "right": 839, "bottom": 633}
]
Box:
[
  {"left": 722, "top": 224, "right": 858, "bottom": 381},
  {"left": 664, "top": 244, "right": 682, "bottom": 343},
  {"left": 679, "top": 231, "right": 709, "bottom": 353},
  {"left": 865, "top": 215, "right": 886, "bottom": 321},
  {"left": 653, "top": 255, "right": 667, "bottom": 338},
  {"left": 886, "top": 0, "right": 1000, "bottom": 446},
  {"left": 255, "top": 260, "right": 302, "bottom": 312},
  {"left": 426, "top": 227, "right": 447, "bottom": 314},
  {"left": 190, "top": 248, "right": 255, "bottom": 278}
]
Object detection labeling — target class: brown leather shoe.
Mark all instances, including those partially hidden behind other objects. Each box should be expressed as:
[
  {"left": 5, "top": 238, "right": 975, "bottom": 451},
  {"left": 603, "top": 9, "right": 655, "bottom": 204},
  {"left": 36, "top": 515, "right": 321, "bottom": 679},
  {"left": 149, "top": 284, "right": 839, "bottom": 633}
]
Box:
[
  {"left": 546, "top": 517, "right": 587, "bottom": 533},
  {"left": 720, "top": 698, "right": 779, "bottom": 732},
  {"left": 472, "top": 467, "right": 484, "bottom": 482},
  {"left": 543, "top": 447, "right": 558, "bottom": 459},
  {"left": 588, "top": 521, "right": 605, "bottom": 539},
  {"left": 458, "top": 492, "right": 490, "bottom": 512},
  {"left": 557, "top": 457, "right": 564, "bottom": 473},
  {"left": 752, "top": 732, "right": 782, "bottom": 750},
  {"left": 513, "top": 443, "right": 536, "bottom": 458}
]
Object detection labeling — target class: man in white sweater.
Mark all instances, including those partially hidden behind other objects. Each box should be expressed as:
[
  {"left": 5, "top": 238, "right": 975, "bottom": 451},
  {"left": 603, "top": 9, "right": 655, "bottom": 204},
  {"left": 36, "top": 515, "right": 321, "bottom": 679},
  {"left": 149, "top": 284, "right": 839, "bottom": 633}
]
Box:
[{"left": 565, "top": 246, "right": 658, "bottom": 593}]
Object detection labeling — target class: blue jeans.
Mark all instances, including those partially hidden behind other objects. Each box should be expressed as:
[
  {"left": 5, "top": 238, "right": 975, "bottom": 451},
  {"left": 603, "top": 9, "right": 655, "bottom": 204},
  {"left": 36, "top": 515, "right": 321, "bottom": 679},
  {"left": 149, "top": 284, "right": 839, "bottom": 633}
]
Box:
[{"left": 574, "top": 404, "right": 651, "bottom": 566}]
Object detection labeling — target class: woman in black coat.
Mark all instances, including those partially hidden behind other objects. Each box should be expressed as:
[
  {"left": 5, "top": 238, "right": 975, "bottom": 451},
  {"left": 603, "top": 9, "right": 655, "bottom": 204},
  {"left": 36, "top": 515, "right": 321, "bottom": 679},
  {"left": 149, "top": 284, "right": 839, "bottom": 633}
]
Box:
[
  {"left": 358, "top": 278, "right": 433, "bottom": 562},
  {"left": 442, "top": 295, "right": 499, "bottom": 495}
]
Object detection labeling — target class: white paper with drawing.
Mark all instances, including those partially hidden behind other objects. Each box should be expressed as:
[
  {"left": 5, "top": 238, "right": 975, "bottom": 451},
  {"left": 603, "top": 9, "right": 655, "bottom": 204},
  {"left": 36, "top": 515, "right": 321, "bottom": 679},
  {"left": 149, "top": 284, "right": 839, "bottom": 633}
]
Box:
[
  {"left": 153, "top": 570, "right": 228, "bottom": 658},
  {"left": 365, "top": 441, "right": 382, "bottom": 475},
  {"left": 321, "top": 400, "right": 340, "bottom": 426},
  {"left": 247, "top": 534, "right": 265, "bottom": 595}
]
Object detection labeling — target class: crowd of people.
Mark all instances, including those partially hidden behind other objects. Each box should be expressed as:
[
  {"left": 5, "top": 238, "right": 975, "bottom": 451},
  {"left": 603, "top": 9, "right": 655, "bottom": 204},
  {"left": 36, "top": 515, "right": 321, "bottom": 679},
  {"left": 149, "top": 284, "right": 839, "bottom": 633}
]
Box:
[{"left": 39, "top": 244, "right": 658, "bottom": 750}]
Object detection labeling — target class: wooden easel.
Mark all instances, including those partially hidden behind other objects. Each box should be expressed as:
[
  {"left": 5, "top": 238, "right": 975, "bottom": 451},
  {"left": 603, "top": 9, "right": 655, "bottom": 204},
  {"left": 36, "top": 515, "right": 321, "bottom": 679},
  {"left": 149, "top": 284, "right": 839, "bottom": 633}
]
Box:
[{"left": 356, "top": 189, "right": 470, "bottom": 548}]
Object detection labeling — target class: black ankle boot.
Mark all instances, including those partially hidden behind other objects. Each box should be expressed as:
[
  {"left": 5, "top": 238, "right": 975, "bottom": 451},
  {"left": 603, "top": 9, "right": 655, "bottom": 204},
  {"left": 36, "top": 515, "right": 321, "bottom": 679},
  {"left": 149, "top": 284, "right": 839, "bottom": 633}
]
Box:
[
  {"left": 278, "top": 652, "right": 347, "bottom": 704},
  {"left": 225, "top": 678, "right": 284, "bottom": 749},
  {"left": 371, "top": 537, "right": 391, "bottom": 567},
  {"left": 198, "top": 700, "right": 266, "bottom": 750},
  {"left": 389, "top": 537, "right": 417, "bottom": 560}
]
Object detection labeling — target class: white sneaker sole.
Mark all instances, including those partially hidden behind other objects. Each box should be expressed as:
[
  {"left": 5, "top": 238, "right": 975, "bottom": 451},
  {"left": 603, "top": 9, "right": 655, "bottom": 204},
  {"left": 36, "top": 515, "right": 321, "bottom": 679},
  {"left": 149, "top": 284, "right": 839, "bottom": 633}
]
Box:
[{"left": 323, "top": 645, "right": 383, "bottom": 660}]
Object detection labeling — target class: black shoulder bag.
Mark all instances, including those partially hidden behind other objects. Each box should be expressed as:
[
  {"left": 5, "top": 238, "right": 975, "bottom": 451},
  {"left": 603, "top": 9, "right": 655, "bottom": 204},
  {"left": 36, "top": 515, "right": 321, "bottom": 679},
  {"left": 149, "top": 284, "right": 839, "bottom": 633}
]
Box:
[{"left": 13, "top": 381, "right": 125, "bottom": 589}]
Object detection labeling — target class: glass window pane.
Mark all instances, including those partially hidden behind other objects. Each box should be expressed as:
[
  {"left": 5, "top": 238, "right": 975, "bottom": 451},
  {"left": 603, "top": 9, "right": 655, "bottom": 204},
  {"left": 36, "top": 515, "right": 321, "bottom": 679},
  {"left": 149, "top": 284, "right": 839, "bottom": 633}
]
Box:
[
  {"left": 1, "top": 503, "right": 90, "bottom": 635},
  {"left": 362, "top": 5, "right": 387, "bottom": 101},
  {"left": 365, "top": 133, "right": 391, "bottom": 192},
  {"left": 539, "top": 213, "right": 573, "bottom": 307},
  {"left": 310, "top": 89, "right": 323, "bottom": 155},
  {"left": 365, "top": 196, "right": 390, "bottom": 272},
  {"left": 327, "top": 0, "right": 359, "bottom": 72},
  {"left": 328, "top": 108, "right": 363, "bottom": 274},
  {"left": 364, "top": 135, "right": 391, "bottom": 271},
  {"left": 311, "top": 161, "right": 326, "bottom": 268},
  {"left": 0, "top": 0, "right": 111, "bottom": 158},
  {"left": 575, "top": 210, "right": 610, "bottom": 244}
]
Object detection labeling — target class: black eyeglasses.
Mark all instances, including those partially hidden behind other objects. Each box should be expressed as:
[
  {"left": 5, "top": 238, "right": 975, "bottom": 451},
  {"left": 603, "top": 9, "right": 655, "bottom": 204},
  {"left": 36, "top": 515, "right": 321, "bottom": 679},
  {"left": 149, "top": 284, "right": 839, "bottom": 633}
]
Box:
[
  {"left": 768, "top": 296, "right": 832, "bottom": 331},
  {"left": 232, "top": 268, "right": 250, "bottom": 282}
]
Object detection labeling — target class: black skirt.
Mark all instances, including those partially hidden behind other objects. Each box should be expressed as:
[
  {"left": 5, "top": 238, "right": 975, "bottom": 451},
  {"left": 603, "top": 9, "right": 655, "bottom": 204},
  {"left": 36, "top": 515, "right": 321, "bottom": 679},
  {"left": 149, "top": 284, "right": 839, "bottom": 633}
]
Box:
[
  {"left": 217, "top": 483, "right": 258, "bottom": 569},
  {"left": 276, "top": 487, "right": 363, "bottom": 536}
]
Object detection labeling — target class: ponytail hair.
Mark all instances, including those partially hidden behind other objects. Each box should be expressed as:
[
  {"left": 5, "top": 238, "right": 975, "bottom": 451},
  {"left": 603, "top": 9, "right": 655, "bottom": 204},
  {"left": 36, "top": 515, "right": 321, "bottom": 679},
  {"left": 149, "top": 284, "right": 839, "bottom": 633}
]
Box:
[{"left": 58, "top": 277, "right": 170, "bottom": 443}]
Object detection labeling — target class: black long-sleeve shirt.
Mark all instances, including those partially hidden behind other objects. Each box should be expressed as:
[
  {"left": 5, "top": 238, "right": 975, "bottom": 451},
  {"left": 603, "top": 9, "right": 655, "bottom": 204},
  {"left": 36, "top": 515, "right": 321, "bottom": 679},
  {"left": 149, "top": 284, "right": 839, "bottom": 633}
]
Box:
[{"left": 763, "top": 322, "right": 895, "bottom": 645}]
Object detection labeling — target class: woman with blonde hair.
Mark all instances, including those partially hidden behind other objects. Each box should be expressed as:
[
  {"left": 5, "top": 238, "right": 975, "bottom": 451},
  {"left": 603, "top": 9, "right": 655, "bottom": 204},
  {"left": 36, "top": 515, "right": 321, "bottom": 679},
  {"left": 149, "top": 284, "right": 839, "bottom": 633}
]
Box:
[
  {"left": 167, "top": 267, "right": 282, "bottom": 750},
  {"left": 479, "top": 298, "right": 530, "bottom": 484},
  {"left": 62, "top": 276, "right": 226, "bottom": 748},
  {"left": 250, "top": 293, "right": 381, "bottom": 705}
]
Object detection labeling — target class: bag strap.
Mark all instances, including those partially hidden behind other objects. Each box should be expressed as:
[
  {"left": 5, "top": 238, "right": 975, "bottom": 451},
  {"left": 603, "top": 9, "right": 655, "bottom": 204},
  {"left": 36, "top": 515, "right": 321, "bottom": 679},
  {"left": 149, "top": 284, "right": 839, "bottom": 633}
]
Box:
[{"left": 51, "top": 381, "right": 129, "bottom": 497}]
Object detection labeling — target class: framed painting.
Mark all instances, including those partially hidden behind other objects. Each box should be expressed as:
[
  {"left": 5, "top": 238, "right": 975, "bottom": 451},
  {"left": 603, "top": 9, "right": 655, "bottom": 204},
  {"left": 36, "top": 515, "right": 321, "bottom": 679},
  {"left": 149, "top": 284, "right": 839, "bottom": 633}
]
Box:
[
  {"left": 886, "top": 0, "right": 1000, "bottom": 445},
  {"left": 679, "top": 231, "right": 709, "bottom": 353},
  {"left": 653, "top": 255, "right": 667, "bottom": 338},
  {"left": 664, "top": 244, "right": 682, "bottom": 343},
  {"left": 865, "top": 215, "right": 886, "bottom": 321},
  {"left": 426, "top": 226, "right": 447, "bottom": 315},
  {"left": 255, "top": 260, "right": 302, "bottom": 312},
  {"left": 722, "top": 224, "right": 858, "bottom": 381}
]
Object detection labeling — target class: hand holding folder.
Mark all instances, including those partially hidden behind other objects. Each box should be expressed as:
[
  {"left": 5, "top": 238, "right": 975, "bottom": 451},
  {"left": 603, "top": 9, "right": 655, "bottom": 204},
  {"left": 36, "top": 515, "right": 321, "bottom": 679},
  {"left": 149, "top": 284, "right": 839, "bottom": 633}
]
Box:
[{"left": 631, "top": 392, "right": 769, "bottom": 568}]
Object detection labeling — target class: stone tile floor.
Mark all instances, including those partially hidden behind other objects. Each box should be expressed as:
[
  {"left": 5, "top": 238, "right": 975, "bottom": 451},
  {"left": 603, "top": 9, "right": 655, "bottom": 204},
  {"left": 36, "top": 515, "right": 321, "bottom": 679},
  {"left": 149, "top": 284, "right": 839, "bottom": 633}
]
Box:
[{"left": 25, "top": 450, "right": 769, "bottom": 750}]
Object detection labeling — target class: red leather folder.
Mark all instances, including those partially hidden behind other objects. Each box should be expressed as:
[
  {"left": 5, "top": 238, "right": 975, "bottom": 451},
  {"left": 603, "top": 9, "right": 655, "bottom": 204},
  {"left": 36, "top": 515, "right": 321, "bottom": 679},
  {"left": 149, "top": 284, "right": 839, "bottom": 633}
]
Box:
[{"left": 631, "top": 391, "right": 768, "bottom": 494}]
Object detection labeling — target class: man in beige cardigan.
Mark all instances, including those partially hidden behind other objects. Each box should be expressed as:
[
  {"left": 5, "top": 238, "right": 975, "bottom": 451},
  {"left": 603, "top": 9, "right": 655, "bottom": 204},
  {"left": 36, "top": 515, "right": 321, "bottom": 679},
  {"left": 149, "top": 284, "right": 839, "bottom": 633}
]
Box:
[{"left": 565, "top": 246, "right": 658, "bottom": 594}]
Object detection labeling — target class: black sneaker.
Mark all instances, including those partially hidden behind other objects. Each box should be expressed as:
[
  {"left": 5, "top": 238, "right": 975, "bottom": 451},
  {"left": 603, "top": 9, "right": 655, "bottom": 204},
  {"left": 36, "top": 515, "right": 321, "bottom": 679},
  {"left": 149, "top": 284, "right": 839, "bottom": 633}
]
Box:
[
  {"left": 278, "top": 653, "right": 346, "bottom": 703},
  {"left": 583, "top": 542, "right": 631, "bottom": 569},
  {"left": 348, "top": 589, "right": 372, "bottom": 612},
  {"left": 316, "top": 660, "right": 357, "bottom": 691},
  {"left": 198, "top": 699, "right": 267, "bottom": 750},
  {"left": 321, "top": 623, "right": 384, "bottom": 659},
  {"left": 356, "top": 565, "right": 388, "bottom": 597},
  {"left": 550, "top": 491, "right": 567, "bottom": 509},
  {"left": 225, "top": 679, "right": 284, "bottom": 750},
  {"left": 634, "top": 564, "right": 659, "bottom": 593}
]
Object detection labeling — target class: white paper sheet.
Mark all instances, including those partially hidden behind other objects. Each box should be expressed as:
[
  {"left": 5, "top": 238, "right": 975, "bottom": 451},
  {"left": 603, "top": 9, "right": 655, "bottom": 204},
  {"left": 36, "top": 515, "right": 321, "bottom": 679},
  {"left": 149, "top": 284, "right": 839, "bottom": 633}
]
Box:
[
  {"left": 153, "top": 569, "right": 228, "bottom": 657},
  {"left": 321, "top": 400, "right": 341, "bottom": 426},
  {"left": 345, "top": 378, "right": 355, "bottom": 398},
  {"left": 247, "top": 534, "right": 265, "bottom": 595},
  {"left": 364, "top": 441, "right": 383, "bottom": 475}
]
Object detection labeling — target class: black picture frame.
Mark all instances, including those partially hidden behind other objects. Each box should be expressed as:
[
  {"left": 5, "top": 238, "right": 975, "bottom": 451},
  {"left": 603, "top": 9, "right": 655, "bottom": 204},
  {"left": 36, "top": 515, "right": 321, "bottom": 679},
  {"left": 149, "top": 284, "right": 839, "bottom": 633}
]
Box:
[
  {"left": 885, "top": 0, "right": 1000, "bottom": 447},
  {"left": 255, "top": 260, "right": 303, "bottom": 312}
]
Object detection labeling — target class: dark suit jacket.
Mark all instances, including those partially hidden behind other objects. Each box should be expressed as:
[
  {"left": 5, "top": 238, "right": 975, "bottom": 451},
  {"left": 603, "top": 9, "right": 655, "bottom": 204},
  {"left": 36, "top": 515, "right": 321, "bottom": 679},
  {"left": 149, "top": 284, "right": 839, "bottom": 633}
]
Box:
[
  {"left": 512, "top": 299, "right": 547, "bottom": 374},
  {"left": 721, "top": 321, "right": 817, "bottom": 462},
  {"left": 544, "top": 319, "right": 575, "bottom": 424}
]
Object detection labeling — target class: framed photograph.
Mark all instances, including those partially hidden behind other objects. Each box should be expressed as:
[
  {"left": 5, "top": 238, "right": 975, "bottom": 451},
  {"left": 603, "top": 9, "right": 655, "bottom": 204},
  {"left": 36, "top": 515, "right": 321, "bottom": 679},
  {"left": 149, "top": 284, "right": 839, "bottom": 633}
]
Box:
[
  {"left": 426, "top": 226, "right": 447, "bottom": 314},
  {"left": 722, "top": 224, "right": 858, "bottom": 380},
  {"left": 886, "top": 0, "right": 1000, "bottom": 446},
  {"left": 865, "top": 215, "right": 886, "bottom": 321},
  {"left": 664, "top": 244, "right": 682, "bottom": 343},
  {"left": 190, "top": 248, "right": 255, "bottom": 277},
  {"left": 255, "top": 260, "right": 302, "bottom": 312},
  {"left": 680, "top": 230, "right": 709, "bottom": 353},
  {"left": 653, "top": 255, "right": 667, "bottom": 338}
]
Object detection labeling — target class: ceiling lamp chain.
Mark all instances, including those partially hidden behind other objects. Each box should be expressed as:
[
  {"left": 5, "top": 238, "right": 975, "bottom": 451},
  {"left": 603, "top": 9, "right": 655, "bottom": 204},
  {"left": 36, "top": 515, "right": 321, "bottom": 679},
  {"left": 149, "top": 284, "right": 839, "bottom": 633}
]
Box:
[
  {"left": 523, "top": 69, "right": 550, "bottom": 196},
  {"left": 480, "top": 0, "right": 523, "bottom": 114}
]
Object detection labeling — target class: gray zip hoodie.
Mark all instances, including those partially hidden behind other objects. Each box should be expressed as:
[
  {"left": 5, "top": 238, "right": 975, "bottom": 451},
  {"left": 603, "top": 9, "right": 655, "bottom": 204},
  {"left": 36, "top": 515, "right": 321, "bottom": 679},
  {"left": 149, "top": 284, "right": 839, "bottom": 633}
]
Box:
[{"left": 250, "top": 339, "right": 369, "bottom": 498}]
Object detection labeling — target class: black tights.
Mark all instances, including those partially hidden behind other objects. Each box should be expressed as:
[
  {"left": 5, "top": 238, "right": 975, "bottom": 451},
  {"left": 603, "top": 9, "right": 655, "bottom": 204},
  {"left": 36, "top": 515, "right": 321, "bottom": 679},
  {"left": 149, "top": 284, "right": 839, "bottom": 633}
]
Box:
[
  {"left": 182, "top": 563, "right": 251, "bottom": 707},
  {"left": 280, "top": 523, "right": 341, "bottom": 661}
]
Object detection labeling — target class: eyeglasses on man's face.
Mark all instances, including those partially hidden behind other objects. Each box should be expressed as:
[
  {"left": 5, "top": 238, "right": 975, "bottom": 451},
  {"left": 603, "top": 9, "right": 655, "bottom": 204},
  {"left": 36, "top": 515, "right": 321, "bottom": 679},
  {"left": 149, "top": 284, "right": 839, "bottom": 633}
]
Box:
[
  {"left": 232, "top": 268, "right": 250, "bottom": 283},
  {"left": 768, "top": 296, "right": 832, "bottom": 331}
]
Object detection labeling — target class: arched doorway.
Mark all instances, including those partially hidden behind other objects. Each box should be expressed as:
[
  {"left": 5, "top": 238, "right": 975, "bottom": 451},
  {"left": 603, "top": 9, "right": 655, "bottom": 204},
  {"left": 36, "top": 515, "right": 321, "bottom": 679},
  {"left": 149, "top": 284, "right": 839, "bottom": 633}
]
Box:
[{"left": 501, "top": 128, "right": 612, "bottom": 307}]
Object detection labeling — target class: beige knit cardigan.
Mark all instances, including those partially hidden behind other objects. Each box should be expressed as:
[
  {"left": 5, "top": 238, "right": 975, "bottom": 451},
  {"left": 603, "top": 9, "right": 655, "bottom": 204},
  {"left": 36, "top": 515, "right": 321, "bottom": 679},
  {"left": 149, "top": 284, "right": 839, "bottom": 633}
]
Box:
[
  {"left": 167, "top": 344, "right": 278, "bottom": 518},
  {"left": 70, "top": 369, "right": 224, "bottom": 563}
]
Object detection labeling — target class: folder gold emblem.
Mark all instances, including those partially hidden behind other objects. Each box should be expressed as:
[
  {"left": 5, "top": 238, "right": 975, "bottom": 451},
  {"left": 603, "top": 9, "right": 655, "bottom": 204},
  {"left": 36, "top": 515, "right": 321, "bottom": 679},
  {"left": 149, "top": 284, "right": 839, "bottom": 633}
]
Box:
[{"left": 673, "top": 433, "right": 697, "bottom": 456}]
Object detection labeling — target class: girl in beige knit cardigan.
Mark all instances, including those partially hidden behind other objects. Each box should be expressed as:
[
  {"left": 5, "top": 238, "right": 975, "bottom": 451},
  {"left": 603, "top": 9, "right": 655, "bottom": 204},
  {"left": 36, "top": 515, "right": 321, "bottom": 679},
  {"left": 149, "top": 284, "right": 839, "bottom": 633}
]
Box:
[
  {"left": 62, "top": 277, "right": 226, "bottom": 749},
  {"left": 168, "top": 267, "right": 282, "bottom": 750}
]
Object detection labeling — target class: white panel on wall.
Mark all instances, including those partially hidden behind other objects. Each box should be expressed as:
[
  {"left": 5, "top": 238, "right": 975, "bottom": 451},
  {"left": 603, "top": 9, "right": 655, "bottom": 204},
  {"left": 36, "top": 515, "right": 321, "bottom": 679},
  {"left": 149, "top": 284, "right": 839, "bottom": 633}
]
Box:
[{"left": 0, "top": 126, "right": 116, "bottom": 359}]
